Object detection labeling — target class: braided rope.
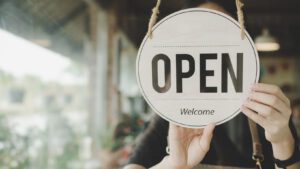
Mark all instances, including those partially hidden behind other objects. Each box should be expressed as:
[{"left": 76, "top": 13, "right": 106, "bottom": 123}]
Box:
[
  {"left": 236, "top": 0, "right": 246, "bottom": 39},
  {"left": 147, "top": 0, "right": 161, "bottom": 39}
]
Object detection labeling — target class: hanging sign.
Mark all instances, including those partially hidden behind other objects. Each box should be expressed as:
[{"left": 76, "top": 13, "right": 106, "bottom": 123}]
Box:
[{"left": 136, "top": 8, "right": 260, "bottom": 128}]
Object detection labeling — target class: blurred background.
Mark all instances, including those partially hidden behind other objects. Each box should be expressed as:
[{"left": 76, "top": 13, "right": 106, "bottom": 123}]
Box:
[{"left": 0, "top": 0, "right": 299, "bottom": 169}]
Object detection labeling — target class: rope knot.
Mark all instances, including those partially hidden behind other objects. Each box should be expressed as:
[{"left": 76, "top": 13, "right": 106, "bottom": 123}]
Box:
[{"left": 152, "top": 7, "right": 160, "bottom": 14}]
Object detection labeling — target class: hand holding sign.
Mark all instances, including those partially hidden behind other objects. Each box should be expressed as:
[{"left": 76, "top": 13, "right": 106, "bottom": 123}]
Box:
[
  {"left": 241, "top": 83, "right": 298, "bottom": 163},
  {"left": 242, "top": 83, "right": 292, "bottom": 143},
  {"left": 150, "top": 124, "right": 215, "bottom": 169}
]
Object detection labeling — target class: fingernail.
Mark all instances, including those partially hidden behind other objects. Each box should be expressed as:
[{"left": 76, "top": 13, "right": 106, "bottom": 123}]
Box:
[
  {"left": 241, "top": 105, "right": 245, "bottom": 111},
  {"left": 250, "top": 83, "right": 256, "bottom": 91},
  {"left": 241, "top": 106, "right": 248, "bottom": 113},
  {"left": 209, "top": 123, "right": 216, "bottom": 130},
  {"left": 246, "top": 87, "right": 252, "bottom": 94}
]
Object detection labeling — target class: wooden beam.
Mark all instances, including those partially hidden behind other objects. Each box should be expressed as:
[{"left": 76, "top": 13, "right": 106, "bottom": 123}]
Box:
[{"left": 47, "top": 2, "right": 87, "bottom": 34}]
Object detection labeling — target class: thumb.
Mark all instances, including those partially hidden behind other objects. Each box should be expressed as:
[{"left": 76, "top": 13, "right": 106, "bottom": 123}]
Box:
[{"left": 199, "top": 123, "right": 215, "bottom": 153}]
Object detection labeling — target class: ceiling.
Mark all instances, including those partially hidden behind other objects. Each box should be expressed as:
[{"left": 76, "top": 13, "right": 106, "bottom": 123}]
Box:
[
  {"left": 99, "top": 0, "right": 300, "bottom": 56},
  {"left": 0, "top": 0, "right": 88, "bottom": 61},
  {"left": 0, "top": 0, "right": 299, "bottom": 59}
]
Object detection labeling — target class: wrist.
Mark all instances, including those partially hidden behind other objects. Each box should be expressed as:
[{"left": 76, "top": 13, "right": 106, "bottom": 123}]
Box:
[
  {"left": 271, "top": 128, "right": 295, "bottom": 160},
  {"left": 161, "top": 156, "right": 190, "bottom": 169}
]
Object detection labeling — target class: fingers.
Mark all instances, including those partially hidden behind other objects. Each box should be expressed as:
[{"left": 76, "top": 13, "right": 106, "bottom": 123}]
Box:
[
  {"left": 248, "top": 92, "right": 289, "bottom": 115},
  {"left": 241, "top": 106, "right": 265, "bottom": 127},
  {"left": 249, "top": 83, "right": 292, "bottom": 118},
  {"left": 252, "top": 83, "right": 290, "bottom": 106},
  {"left": 199, "top": 124, "right": 215, "bottom": 153},
  {"left": 187, "top": 124, "right": 214, "bottom": 165},
  {"left": 245, "top": 84, "right": 294, "bottom": 143},
  {"left": 203, "top": 124, "right": 215, "bottom": 137},
  {"left": 168, "top": 124, "right": 184, "bottom": 160},
  {"left": 169, "top": 123, "right": 179, "bottom": 136},
  {"left": 243, "top": 99, "right": 282, "bottom": 119},
  {"left": 168, "top": 123, "right": 206, "bottom": 163}
]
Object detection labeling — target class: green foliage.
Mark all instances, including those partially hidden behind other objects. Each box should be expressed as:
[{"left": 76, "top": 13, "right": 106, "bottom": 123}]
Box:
[
  {"left": 99, "top": 126, "right": 123, "bottom": 151},
  {"left": 0, "top": 113, "right": 85, "bottom": 169},
  {"left": 100, "top": 113, "right": 145, "bottom": 152},
  {"left": 0, "top": 114, "right": 31, "bottom": 169}
]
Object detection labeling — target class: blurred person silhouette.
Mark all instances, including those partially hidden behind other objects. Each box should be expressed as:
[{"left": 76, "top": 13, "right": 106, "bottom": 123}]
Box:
[{"left": 124, "top": 0, "right": 300, "bottom": 169}]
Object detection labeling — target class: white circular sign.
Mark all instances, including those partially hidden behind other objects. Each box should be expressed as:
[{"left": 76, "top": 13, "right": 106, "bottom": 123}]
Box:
[{"left": 136, "top": 8, "right": 260, "bottom": 128}]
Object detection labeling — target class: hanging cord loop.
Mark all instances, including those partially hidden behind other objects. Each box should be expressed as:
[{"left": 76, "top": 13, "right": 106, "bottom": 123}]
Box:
[
  {"left": 147, "top": 0, "right": 246, "bottom": 40},
  {"left": 147, "top": 0, "right": 162, "bottom": 39},
  {"left": 248, "top": 118, "right": 264, "bottom": 169},
  {"left": 236, "top": 0, "right": 246, "bottom": 39}
]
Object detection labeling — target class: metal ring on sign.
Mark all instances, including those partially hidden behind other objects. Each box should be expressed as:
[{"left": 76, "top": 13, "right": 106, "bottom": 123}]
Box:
[
  {"left": 166, "top": 135, "right": 170, "bottom": 154},
  {"left": 166, "top": 146, "right": 170, "bottom": 154}
]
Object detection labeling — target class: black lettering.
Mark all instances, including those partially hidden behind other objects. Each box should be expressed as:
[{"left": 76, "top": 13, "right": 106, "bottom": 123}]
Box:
[
  {"left": 200, "top": 54, "right": 217, "bottom": 93},
  {"left": 152, "top": 54, "right": 171, "bottom": 93},
  {"left": 221, "top": 53, "right": 243, "bottom": 93},
  {"left": 176, "top": 54, "right": 195, "bottom": 93}
]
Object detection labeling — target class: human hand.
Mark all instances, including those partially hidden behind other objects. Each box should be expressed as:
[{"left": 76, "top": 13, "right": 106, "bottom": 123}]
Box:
[
  {"left": 242, "top": 83, "right": 293, "bottom": 144},
  {"left": 162, "top": 124, "right": 215, "bottom": 169},
  {"left": 241, "top": 83, "right": 298, "bottom": 163}
]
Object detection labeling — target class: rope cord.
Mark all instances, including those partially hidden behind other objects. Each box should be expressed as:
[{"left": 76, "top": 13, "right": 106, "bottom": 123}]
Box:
[
  {"left": 236, "top": 0, "right": 246, "bottom": 39},
  {"left": 147, "top": 0, "right": 161, "bottom": 39},
  {"left": 147, "top": 0, "right": 246, "bottom": 39}
]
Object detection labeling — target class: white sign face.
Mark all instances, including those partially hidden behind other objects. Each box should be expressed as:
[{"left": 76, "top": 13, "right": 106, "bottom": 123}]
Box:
[{"left": 136, "top": 8, "right": 260, "bottom": 128}]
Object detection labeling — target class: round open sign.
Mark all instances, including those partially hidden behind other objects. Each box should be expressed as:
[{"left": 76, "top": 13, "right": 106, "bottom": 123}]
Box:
[{"left": 136, "top": 8, "right": 260, "bottom": 128}]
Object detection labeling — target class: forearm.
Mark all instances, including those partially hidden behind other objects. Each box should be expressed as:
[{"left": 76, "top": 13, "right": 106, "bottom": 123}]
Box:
[{"left": 273, "top": 142, "right": 300, "bottom": 169}]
